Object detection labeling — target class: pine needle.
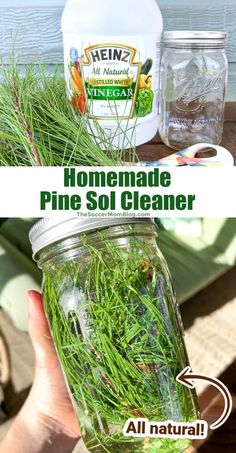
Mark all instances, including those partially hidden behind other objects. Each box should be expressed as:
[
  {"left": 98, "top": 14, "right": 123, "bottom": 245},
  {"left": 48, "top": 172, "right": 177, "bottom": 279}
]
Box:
[
  {"left": 43, "top": 234, "right": 198, "bottom": 452},
  {"left": 0, "top": 63, "right": 137, "bottom": 166}
]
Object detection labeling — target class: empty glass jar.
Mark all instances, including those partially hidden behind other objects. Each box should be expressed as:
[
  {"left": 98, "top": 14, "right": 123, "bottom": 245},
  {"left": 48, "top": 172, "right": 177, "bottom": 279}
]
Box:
[
  {"left": 30, "top": 217, "right": 199, "bottom": 453},
  {"left": 159, "top": 31, "right": 228, "bottom": 149}
]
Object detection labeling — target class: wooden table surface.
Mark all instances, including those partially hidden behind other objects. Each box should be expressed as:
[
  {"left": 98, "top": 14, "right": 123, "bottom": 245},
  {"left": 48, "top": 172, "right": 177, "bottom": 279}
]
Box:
[
  {"left": 137, "top": 103, "right": 236, "bottom": 164},
  {"left": 186, "top": 360, "right": 236, "bottom": 453}
]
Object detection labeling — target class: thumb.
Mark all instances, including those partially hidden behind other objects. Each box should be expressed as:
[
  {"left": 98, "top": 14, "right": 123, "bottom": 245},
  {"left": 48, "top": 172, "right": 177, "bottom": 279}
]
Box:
[
  {"left": 27, "top": 290, "right": 57, "bottom": 369},
  {"left": 27, "top": 291, "right": 81, "bottom": 437}
]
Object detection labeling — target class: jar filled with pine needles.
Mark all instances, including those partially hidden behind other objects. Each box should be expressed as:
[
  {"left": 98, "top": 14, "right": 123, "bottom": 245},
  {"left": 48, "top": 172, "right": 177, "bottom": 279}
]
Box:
[{"left": 30, "top": 218, "right": 199, "bottom": 453}]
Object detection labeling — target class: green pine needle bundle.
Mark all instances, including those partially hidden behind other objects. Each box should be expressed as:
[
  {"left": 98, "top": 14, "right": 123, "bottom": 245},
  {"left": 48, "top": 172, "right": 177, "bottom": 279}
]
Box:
[
  {"left": 43, "top": 235, "right": 198, "bottom": 453},
  {"left": 0, "top": 63, "right": 137, "bottom": 166}
]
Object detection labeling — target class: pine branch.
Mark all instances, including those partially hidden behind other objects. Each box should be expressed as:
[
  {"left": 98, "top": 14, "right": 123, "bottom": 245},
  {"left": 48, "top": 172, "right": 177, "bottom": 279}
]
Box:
[
  {"left": 0, "top": 64, "right": 137, "bottom": 167},
  {"left": 11, "top": 85, "right": 41, "bottom": 166}
]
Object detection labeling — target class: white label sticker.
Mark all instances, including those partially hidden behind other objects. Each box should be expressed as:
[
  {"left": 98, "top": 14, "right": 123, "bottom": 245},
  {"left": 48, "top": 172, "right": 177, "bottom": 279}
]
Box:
[{"left": 63, "top": 36, "right": 160, "bottom": 121}]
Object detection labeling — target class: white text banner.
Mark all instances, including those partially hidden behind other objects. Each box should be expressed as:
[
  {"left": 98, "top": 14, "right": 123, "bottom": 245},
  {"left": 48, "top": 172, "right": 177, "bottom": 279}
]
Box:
[{"left": 0, "top": 167, "right": 235, "bottom": 218}]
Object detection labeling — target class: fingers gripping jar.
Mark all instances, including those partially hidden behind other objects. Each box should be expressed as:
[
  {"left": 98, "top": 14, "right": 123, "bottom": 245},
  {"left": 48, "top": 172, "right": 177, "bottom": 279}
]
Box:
[
  {"left": 159, "top": 31, "right": 228, "bottom": 149},
  {"left": 30, "top": 218, "right": 199, "bottom": 453}
]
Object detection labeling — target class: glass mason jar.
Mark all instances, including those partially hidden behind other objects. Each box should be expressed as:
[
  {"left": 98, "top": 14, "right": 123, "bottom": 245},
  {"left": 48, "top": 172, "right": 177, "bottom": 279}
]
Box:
[
  {"left": 159, "top": 31, "right": 228, "bottom": 149},
  {"left": 30, "top": 218, "right": 199, "bottom": 453}
]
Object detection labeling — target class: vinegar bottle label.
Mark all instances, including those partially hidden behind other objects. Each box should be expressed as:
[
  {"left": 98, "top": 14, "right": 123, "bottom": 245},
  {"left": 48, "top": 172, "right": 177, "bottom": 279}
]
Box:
[{"left": 65, "top": 38, "right": 159, "bottom": 121}]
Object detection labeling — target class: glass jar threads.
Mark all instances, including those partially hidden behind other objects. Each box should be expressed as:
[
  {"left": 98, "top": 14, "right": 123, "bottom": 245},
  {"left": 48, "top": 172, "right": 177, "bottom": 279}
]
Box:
[
  {"left": 159, "top": 31, "right": 228, "bottom": 149},
  {"left": 30, "top": 217, "right": 199, "bottom": 453}
]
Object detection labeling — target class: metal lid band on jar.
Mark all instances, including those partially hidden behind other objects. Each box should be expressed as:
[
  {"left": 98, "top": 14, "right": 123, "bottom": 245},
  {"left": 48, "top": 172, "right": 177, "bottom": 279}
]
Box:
[
  {"left": 163, "top": 31, "right": 228, "bottom": 48},
  {"left": 29, "top": 217, "right": 156, "bottom": 258}
]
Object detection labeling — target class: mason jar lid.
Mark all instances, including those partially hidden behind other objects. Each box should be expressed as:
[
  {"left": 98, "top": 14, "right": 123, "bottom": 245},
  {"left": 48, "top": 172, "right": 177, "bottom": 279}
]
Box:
[
  {"left": 163, "top": 31, "right": 227, "bottom": 48},
  {"left": 29, "top": 217, "right": 155, "bottom": 258}
]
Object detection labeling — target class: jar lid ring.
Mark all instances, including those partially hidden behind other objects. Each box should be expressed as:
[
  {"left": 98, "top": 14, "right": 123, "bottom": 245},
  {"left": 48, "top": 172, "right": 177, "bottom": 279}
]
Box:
[
  {"left": 29, "top": 217, "right": 156, "bottom": 258},
  {"left": 163, "top": 30, "right": 227, "bottom": 47}
]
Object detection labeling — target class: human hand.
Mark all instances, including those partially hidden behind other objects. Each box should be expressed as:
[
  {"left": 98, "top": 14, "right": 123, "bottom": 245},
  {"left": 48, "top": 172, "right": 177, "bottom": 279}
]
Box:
[
  {"left": 27, "top": 290, "right": 81, "bottom": 436},
  {"left": 1, "top": 291, "right": 80, "bottom": 453}
]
